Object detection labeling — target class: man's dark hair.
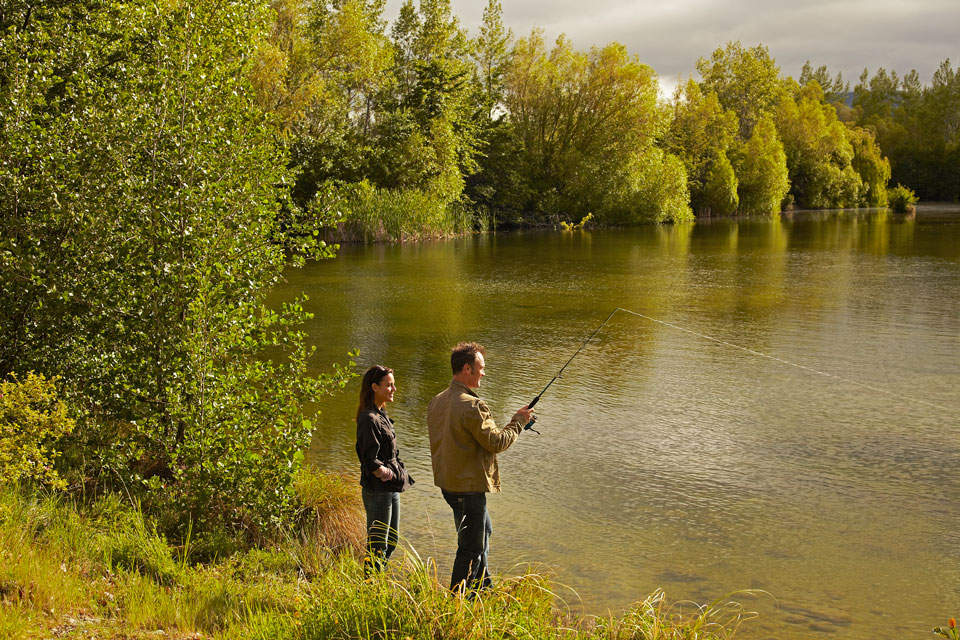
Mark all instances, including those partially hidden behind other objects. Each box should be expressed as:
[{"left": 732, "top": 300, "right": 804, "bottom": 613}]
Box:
[{"left": 451, "top": 342, "right": 485, "bottom": 374}]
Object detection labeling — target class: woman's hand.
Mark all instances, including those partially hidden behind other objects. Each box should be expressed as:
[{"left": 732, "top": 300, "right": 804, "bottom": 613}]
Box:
[{"left": 374, "top": 465, "right": 395, "bottom": 481}]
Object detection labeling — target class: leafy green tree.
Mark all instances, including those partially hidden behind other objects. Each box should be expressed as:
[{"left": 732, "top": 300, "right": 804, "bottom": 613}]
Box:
[
  {"left": 260, "top": 0, "right": 394, "bottom": 204},
  {"left": 848, "top": 125, "right": 891, "bottom": 206},
  {"left": 855, "top": 60, "right": 960, "bottom": 200},
  {"left": 854, "top": 66, "right": 900, "bottom": 123},
  {"left": 472, "top": 0, "right": 512, "bottom": 119},
  {"left": 665, "top": 79, "right": 738, "bottom": 215},
  {"left": 731, "top": 115, "right": 790, "bottom": 214},
  {"left": 373, "top": 0, "right": 480, "bottom": 206},
  {"left": 703, "top": 152, "right": 739, "bottom": 216},
  {"left": 0, "top": 0, "right": 351, "bottom": 538},
  {"left": 624, "top": 148, "right": 693, "bottom": 223},
  {"left": 698, "top": 42, "right": 785, "bottom": 140},
  {"left": 505, "top": 31, "right": 667, "bottom": 221},
  {"left": 389, "top": 0, "right": 421, "bottom": 99},
  {"left": 775, "top": 81, "right": 862, "bottom": 208},
  {"left": 799, "top": 61, "right": 849, "bottom": 105}
]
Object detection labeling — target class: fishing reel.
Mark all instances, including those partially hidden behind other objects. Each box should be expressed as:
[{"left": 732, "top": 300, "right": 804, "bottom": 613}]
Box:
[{"left": 523, "top": 396, "right": 541, "bottom": 434}]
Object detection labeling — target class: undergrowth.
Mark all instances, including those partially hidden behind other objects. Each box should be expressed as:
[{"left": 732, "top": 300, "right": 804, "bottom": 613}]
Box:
[{"left": 0, "top": 475, "right": 755, "bottom": 639}]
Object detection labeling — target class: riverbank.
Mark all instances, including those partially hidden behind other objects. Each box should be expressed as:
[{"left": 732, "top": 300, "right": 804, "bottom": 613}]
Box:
[{"left": 0, "top": 478, "right": 754, "bottom": 639}]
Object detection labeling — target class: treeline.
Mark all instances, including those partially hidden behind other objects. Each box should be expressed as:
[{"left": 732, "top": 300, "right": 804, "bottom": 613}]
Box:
[
  {"left": 846, "top": 62, "right": 960, "bottom": 201},
  {"left": 252, "top": 1, "right": 957, "bottom": 228}
]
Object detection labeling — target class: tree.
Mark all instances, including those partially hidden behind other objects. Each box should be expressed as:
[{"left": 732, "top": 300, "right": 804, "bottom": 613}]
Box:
[
  {"left": 854, "top": 66, "right": 900, "bottom": 123},
  {"left": 665, "top": 79, "right": 738, "bottom": 215},
  {"left": 258, "top": 0, "right": 394, "bottom": 204},
  {"left": 390, "top": 0, "right": 421, "bottom": 98},
  {"left": 697, "top": 42, "right": 785, "bottom": 140},
  {"left": 372, "top": 0, "right": 480, "bottom": 205},
  {"left": 799, "top": 61, "right": 849, "bottom": 105},
  {"left": 731, "top": 115, "right": 790, "bottom": 214},
  {"left": 504, "top": 31, "right": 667, "bottom": 221},
  {"left": 703, "top": 152, "right": 739, "bottom": 216},
  {"left": 854, "top": 60, "right": 960, "bottom": 200},
  {"left": 472, "top": 0, "right": 512, "bottom": 119},
  {"left": 775, "top": 81, "right": 862, "bottom": 208},
  {"left": 848, "top": 125, "right": 891, "bottom": 206},
  {"left": 0, "top": 0, "right": 351, "bottom": 538}
]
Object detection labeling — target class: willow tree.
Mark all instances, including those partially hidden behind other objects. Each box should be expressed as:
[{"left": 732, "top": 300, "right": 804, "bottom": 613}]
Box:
[
  {"left": 731, "top": 115, "right": 790, "bottom": 215},
  {"left": 505, "top": 31, "right": 685, "bottom": 222},
  {"left": 698, "top": 42, "right": 785, "bottom": 140},
  {"left": 666, "top": 79, "right": 739, "bottom": 216},
  {"left": 775, "top": 81, "right": 862, "bottom": 208}
]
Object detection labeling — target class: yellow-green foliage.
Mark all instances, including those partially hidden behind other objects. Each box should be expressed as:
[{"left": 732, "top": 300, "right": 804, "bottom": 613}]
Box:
[
  {"left": 301, "top": 554, "right": 754, "bottom": 640},
  {"left": 887, "top": 183, "right": 918, "bottom": 213},
  {"left": 0, "top": 373, "right": 74, "bottom": 489},
  {"left": 561, "top": 213, "right": 593, "bottom": 232}
]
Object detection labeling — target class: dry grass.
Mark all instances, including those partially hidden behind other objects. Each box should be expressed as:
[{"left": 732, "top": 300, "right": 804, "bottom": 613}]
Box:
[{"left": 290, "top": 468, "right": 365, "bottom": 574}]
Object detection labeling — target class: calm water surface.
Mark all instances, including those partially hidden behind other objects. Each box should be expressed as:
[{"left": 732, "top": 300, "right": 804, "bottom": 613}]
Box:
[{"left": 271, "top": 206, "right": 960, "bottom": 639}]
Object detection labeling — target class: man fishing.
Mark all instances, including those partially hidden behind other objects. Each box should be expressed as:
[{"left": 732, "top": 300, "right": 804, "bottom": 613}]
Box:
[{"left": 427, "top": 342, "right": 535, "bottom": 595}]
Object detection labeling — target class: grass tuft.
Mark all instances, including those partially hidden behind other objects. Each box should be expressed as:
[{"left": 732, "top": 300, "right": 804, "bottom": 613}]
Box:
[{"left": 291, "top": 467, "right": 365, "bottom": 574}]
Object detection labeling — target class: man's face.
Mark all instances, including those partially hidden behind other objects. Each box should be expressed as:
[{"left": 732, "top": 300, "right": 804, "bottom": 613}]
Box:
[{"left": 464, "top": 352, "right": 486, "bottom": 388}]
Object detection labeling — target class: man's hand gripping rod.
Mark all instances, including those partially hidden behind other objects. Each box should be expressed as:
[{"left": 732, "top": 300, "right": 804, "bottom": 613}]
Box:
[{"left": 524, "top": 308, "right": 622, "bottom": 433}]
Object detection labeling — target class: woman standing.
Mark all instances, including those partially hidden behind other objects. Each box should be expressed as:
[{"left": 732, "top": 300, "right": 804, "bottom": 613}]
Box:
[{"left": 355, "top": 365, "right": 413, "bottom": 571}]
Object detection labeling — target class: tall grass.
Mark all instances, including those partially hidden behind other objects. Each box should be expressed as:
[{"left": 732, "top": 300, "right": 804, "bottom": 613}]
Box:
[
  {"left": 322, "top": 182, "right": 484, "bottom": 242},
  {"left": 301, "top": 551, "right": 756, "bottom": 640},
  {"left": 0, "top": 476, "right": 756, "bottom": 640},
  {"left": 290, "top": 468, "right": 365, "bottom": 575}
]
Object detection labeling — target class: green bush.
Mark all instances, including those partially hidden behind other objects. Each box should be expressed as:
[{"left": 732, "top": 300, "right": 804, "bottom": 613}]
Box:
[
  {"left": 0, "top": 373, "right": 74, "bottom": 489},
  {"left": 887, "top": 183, "right": 918, "bottom": 213},
  {"left": 316, "top": 181, "right": 476, "bottom": 242}
]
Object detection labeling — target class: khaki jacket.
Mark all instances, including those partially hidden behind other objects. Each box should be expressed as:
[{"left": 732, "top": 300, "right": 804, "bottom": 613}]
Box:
[{"left": 427, "top": 379, "right": 524, "bottom": 493}]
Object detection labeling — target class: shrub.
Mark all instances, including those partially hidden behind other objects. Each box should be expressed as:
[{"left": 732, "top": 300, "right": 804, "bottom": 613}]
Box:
[
  {"left": 887, "top": 183, "right": 918, "bottom": 213},
  {"left": 0, "top": 373, "right": 74, "bottom": 489}
]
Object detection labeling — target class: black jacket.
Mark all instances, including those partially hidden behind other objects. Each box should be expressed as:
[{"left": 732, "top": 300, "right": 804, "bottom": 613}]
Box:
[{"left": 356, "top": 408, "right": 414, "bottom": 492}]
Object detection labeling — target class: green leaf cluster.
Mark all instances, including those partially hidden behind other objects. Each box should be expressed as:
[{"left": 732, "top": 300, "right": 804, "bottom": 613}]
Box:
[
  {"left": 0, "top": 372, "right": 74, "bottom": 489},
  {"left": 887, "top": 183, "right": 918, "bottom": 213}
]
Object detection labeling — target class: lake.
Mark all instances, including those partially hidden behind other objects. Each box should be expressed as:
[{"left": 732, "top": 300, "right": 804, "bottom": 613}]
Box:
[{"left": 270, "top": 205, "right": 960, "bottom": 639}]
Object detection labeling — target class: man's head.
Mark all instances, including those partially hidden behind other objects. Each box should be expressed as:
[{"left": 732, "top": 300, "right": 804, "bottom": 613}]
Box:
[{"left": 451, "top": 341, "right": 486, "bottom": 388}]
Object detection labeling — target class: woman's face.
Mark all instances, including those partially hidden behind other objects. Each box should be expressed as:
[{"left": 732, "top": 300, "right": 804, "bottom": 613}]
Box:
[{"left": 372, "top": 372, "right": 396, "bottom": 408}]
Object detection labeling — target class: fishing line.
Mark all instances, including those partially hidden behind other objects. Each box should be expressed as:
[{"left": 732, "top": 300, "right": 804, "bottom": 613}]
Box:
[{"left": 524, "top": 307, "right": 956, "bottom": 432}]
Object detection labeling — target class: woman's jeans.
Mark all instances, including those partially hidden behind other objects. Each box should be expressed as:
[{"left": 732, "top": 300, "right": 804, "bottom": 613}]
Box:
[
  {"left": 361, "top": 488, "right": 400, "bottom": 571},
  {"left": 442, "top": 491, "right": 492, "bottom": 594}
]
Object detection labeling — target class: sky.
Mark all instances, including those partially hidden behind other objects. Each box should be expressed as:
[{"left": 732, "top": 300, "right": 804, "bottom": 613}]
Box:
[{"left": 384, "top": 0, "right": 959, "bottom": 96}]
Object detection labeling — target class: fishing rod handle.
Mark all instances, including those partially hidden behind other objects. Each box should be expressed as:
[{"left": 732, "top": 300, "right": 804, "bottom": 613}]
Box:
[{"left": 523, "top": 395, "right": 540, "bottom": 431}]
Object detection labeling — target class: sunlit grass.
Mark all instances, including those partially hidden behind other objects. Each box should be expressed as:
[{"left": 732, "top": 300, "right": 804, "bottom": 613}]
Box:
[{"left": 0, "top": 479, "right": 757, "bottom": 639}]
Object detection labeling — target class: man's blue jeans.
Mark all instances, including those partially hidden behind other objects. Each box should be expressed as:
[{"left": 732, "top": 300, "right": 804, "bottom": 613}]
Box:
[
  {"left": 361, "top": 488, "right": 400, "bottom": 571},
  {"left": 442, "top": 490, "right": 492, "bottom": 593}
]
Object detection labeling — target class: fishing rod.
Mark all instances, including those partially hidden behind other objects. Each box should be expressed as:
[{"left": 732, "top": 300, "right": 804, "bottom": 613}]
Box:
[{"left": 523, "top": 308, "right": 622, "bottom": 433}]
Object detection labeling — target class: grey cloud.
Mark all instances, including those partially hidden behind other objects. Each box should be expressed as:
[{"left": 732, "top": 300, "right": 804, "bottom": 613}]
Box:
[{"left": 386, "top": 1, "right": 960, "bottom": 84}]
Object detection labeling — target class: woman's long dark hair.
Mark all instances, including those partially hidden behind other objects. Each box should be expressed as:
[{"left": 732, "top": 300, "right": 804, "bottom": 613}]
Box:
[{"left": 357, "top": 365, "right": 393, "bottom": 420}]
